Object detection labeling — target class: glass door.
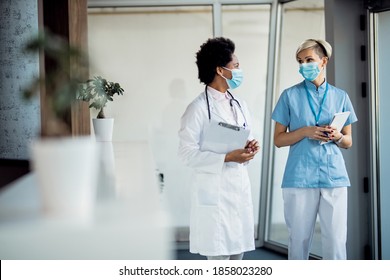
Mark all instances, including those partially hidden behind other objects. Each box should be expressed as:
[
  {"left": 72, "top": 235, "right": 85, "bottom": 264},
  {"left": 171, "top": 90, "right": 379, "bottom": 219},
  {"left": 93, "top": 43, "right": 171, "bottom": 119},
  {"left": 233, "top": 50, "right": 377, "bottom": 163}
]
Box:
[
  {"left": 265, "top": 0, "right": 325, "bottom": 257},
  {"left": 369, "top": 9, "right": 390, "bottom": 260}
]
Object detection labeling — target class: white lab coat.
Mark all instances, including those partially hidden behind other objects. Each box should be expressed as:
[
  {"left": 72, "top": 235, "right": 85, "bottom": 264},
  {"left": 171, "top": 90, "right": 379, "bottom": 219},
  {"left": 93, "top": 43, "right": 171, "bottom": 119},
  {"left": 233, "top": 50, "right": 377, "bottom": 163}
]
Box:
[{"left": 178, "top": 89, "right": 255, "bottom": 256}]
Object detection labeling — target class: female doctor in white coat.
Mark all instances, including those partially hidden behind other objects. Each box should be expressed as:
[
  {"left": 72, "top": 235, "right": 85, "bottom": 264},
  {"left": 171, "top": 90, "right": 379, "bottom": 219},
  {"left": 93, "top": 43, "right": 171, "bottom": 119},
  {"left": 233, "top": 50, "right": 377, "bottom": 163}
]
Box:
[{"left": 178, "top": 37, "right": 260, "bottom": 260}]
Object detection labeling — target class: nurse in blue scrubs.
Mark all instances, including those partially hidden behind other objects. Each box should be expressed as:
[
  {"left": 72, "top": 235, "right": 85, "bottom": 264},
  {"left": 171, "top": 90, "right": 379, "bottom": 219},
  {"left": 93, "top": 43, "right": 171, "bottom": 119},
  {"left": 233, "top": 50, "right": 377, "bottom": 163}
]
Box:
[{"left": 272, "top": 39, "right": 358, "bottom": 260}]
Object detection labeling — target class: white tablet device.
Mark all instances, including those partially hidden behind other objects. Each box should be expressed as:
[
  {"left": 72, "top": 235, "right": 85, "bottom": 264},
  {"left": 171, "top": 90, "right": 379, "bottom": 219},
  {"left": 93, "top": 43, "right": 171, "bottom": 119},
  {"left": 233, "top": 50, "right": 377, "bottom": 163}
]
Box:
[{"left": 320, "top": 111, "right": 351, "bottom": 145}]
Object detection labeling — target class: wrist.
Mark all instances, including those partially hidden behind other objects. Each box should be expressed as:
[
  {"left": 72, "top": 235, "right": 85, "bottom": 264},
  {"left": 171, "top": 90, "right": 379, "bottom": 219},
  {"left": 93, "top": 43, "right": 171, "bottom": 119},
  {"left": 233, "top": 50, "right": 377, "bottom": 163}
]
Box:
[
  {"left": 224, "top": 153, "right": 232, "bottom": 162},
  {"left": 334, "top": 134, "right": 344, "bottom": 145}
]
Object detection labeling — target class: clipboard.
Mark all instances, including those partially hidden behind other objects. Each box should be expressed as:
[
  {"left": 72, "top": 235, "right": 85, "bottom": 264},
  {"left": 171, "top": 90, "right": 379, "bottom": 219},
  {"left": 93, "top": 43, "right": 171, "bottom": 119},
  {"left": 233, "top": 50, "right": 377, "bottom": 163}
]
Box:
[
  {"left": 200, "top": 120, "right": 250, "bottom": 153},
  {"left": 320, "top": 111, "right": 350, "bottom": 145}
]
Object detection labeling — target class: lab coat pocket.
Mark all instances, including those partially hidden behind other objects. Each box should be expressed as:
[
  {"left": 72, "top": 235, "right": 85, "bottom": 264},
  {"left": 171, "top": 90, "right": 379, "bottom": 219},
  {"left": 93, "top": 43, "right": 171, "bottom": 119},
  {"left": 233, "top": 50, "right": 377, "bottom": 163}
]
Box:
[
  {"left": 327, "top": 154, "right": 348, "bottom": 181},
  {"left": 195, "top": 173, "right": 220, "bottom": 206}
]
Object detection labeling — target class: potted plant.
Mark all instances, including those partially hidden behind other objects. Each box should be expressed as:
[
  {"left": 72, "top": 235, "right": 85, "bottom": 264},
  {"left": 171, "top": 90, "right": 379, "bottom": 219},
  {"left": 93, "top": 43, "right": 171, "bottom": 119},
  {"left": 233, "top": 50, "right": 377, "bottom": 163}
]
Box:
[
  {"left": 23, "top": 29, "right": 99, "bottom": 222},
  {"left": 77, "top": 76, "right": 124, "bottom": 141}
]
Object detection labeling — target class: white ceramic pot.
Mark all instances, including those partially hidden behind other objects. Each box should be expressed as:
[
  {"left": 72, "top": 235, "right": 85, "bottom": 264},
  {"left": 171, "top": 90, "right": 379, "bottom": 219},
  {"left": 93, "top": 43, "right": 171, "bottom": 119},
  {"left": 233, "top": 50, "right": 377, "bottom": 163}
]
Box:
[
  {"left": 93, "top": 118, "right": 114, "bottom": 142},
  {"left": 30, "top": 137, "right": 99, "bottom": 222}
]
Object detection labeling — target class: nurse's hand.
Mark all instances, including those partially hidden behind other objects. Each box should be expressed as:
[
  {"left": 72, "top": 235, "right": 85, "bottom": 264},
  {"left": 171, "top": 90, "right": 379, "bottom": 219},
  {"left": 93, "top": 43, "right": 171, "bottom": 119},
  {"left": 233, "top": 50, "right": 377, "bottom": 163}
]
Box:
[
  {"left": 304, "top": 125, "right": 333, "bottom": 142},
  {"left": 225, "top": 148, "right": 258, "bottom": 164},
  {"left": 327, "top": 125, "right": 342, "bottom": 142}
]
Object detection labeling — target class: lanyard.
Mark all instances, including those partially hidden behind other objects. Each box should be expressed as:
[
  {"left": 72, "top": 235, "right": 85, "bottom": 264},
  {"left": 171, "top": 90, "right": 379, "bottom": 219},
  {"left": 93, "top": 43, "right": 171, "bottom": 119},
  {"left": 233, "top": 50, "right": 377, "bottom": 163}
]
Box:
[{"left": 304, "top": 82, "right": 328, "bottom": 125}]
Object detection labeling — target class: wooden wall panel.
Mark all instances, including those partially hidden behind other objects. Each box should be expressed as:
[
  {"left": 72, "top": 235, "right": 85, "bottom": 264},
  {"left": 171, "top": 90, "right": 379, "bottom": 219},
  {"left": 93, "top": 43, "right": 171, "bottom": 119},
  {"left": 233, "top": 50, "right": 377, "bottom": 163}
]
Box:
[
  {"left": 39, "top": 0, "right": 90, "bottom": 136},
  {"left": 69, "top": 0, "right": 90, "bottom": 136}
]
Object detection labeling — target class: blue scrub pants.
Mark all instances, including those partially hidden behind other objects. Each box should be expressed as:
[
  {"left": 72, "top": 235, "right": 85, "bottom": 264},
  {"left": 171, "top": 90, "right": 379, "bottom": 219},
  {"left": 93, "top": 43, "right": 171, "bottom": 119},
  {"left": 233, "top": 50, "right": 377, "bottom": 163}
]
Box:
[{"left": 282, "top": 187, "right": 348, "bottom": 260}]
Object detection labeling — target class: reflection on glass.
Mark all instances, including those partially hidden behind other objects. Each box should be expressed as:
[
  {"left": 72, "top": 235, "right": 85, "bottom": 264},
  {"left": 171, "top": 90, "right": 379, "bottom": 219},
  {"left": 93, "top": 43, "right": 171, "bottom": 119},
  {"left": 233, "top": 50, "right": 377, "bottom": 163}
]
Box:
[
  {"left": 268, "top": 0, "right": 325, "bottom": 257},
  {"left": 96, "top": 141, "right": 116, "bottom": 200}
]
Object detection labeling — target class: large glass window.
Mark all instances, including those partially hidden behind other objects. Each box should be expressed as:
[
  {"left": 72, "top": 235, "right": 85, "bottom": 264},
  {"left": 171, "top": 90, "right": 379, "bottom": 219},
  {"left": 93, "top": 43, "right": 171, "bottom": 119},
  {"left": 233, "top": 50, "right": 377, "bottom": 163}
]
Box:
[
  {"left": 267, "top": 0, "right": 325, "bottom": 257},
  {"left": 88, "top": 6, "right": 213, "bottom": 242},
  {"left": 221, "top": 4, "right": 270, "bottom": 239},
  {"left": 88, "top": 3, "right": 271, "bottom": 248}
]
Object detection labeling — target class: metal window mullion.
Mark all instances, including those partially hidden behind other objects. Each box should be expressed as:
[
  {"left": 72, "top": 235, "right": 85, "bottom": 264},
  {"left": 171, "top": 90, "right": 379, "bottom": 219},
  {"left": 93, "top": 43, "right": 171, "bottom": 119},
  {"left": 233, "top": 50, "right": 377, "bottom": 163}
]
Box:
[
  {"left": 88, "top": 0, "right": 275, "bottom": 8},
  {"left": 212, "top": 2, "right": 222, "bottom": 37},
  {"left": 368, "top": 11, "right": 380, "bottom": 260}
]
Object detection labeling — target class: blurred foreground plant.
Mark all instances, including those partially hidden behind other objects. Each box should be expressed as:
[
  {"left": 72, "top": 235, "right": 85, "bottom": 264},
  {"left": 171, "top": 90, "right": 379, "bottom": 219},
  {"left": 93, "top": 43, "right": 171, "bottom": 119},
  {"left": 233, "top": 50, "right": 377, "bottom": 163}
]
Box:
[{"left": 23, "top": 29, "right": 89, "bottom": 137}]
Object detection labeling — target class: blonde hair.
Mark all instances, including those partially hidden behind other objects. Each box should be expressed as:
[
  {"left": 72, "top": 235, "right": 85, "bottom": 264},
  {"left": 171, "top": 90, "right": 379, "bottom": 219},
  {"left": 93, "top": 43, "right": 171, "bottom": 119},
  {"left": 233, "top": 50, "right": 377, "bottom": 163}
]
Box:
[{"left": 295, "top": 39, "right": 332, "bottom": 60}]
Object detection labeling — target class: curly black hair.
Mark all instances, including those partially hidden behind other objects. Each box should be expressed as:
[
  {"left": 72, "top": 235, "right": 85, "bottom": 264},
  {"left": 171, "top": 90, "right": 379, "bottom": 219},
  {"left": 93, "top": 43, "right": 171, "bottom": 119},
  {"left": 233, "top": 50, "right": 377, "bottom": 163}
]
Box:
[{"left": 195, "top": 37, "right": 235, "bottom": 85}]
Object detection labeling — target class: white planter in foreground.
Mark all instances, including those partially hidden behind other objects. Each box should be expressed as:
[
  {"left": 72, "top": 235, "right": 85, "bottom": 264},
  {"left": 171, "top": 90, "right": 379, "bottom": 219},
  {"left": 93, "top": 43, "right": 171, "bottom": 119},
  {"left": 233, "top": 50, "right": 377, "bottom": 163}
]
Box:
[
  {"left": 30, "top": 137, "right": 99, "bottom": 222},
  {"left": 93, "top": 118, "right": 114, "bottom": 142}
]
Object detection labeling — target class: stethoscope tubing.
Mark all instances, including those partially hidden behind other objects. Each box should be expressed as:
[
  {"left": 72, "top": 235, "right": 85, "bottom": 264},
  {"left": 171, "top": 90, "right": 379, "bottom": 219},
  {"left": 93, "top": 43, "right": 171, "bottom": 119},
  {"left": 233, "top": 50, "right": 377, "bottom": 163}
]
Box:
[{"left": 204, "top": 85, "right": 248, "bottom": 127}]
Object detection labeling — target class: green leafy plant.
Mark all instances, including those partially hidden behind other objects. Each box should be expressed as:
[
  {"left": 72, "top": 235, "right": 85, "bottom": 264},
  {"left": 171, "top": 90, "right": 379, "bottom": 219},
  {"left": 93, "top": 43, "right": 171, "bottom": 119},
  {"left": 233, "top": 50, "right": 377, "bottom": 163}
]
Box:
[
  {"left": 23, "top": 29, "right": 89, "bottom": 137},
  {"left": 77, "top": 76, "right": 124, "bottom": 118}
]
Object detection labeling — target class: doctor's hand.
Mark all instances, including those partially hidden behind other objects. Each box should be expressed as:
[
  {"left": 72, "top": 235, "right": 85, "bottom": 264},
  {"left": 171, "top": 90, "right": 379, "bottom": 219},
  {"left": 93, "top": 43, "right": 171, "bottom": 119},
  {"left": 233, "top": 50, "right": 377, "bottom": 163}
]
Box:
[
  {"left": 245, "top": 139, "right": 260, "bottom": 154},
  {"left": 224, "top": 147, "right": 259, "bottom": 164}
]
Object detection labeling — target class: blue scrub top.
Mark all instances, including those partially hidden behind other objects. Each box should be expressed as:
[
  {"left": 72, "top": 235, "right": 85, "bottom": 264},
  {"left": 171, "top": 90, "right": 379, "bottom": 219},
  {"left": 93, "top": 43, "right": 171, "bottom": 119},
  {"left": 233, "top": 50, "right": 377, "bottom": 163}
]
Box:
[{"left": 272, "top": 80, "right": 358, "bottom": 188}]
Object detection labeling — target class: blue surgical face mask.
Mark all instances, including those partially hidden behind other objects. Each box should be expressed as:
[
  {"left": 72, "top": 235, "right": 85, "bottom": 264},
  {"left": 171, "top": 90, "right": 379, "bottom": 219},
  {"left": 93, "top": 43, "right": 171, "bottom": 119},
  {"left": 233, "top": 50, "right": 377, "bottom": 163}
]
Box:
[
  {"left": 299, "top": 62, "right": 322, "bottom": 81},
  {"left": 222, "top": 67, "right": 243, "bottom": 89}
]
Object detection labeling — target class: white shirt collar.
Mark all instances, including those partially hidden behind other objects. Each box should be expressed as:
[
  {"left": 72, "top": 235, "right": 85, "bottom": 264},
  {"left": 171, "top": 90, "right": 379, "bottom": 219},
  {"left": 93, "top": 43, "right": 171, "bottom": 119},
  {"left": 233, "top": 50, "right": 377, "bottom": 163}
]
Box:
[{"left": 207, "top": 86, "right": 229, "bottom": 102}]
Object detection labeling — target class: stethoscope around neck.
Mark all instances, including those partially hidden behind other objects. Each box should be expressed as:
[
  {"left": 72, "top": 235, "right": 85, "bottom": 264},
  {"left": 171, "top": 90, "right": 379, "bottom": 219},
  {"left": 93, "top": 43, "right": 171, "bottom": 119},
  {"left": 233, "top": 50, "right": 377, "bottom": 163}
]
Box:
[{"left": 204, "top": 85, "right": 248, "bottom": 127}]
